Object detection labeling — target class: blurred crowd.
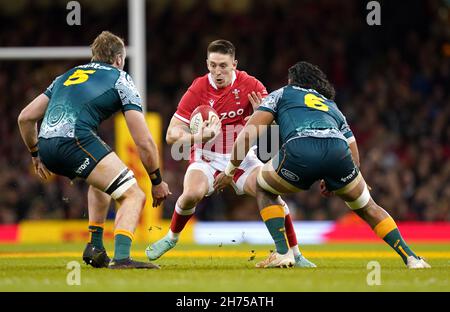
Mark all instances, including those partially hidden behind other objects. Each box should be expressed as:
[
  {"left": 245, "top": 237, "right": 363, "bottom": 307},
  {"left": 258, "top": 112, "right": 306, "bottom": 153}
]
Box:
[{"left": 0, "top": 0, "right": 449, "bottom": 223}]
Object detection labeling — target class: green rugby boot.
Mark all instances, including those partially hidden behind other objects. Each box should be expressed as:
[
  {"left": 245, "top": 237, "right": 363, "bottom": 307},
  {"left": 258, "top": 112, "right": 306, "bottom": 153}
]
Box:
[
  {"left": 294, "top": 253, "right": 317, "bottom": 268},
  {"left": 145, "top": 233, "right": 177, "bottom": 260}
]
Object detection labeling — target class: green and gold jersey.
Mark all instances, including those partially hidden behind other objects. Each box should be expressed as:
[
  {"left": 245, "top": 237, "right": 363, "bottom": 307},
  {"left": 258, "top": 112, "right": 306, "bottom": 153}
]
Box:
[
  {"left": 39, "top": 62, "right": 142, "bottom": 139},
  {"left": 258, "top": 85, "right": 354, "bottom": 143}
]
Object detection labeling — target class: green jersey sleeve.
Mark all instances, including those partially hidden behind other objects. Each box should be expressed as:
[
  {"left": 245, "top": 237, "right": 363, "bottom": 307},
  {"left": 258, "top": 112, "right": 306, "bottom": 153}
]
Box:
[
  {"left": 43, "top": 75, "right": 61, "bottom": 99},
  {"left": 338, "top": 112, "right": 354, "bottom": 141},
  {"left": 115, "top": 71, "right": 143, "bottom": 112},
  {"left": 257, "top": 87, "right": 285, "bottom": 116}
]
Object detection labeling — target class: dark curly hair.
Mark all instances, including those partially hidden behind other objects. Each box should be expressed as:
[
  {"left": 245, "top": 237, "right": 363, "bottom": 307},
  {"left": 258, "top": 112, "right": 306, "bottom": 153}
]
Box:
[{"left": 288, "top": 61, "right": 335, "bottom": 100}]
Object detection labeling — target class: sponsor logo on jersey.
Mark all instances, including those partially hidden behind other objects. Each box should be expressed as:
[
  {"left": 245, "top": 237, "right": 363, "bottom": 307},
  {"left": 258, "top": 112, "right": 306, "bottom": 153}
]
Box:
[
  {"left": 340, "top": 167, "right": 357, "bottom": 183},
  {"left": 219, "top": 108, "right": 245, "bottom": 120},
  {"left": 76, "top": 158, "right": 90, "bottom": 174},
  {"left": 77, "top": 63, "right": 113, "bottom": 71},
  {"left": 281, "top": 168, "right": 300, "bottom": 182}
]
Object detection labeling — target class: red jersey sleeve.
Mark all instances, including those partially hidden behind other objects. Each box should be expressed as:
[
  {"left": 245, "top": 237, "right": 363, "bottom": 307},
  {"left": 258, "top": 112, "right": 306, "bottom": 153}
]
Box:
[
  {"left": 174, "top": 79, "right": 202, "bottom": 124},
  {"left": 255, "top": 79, "right": 268, "bottom": 98}
]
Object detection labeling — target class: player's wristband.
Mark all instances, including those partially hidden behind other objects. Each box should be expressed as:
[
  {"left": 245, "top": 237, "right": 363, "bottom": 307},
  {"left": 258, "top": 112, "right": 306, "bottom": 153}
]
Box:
[
  {"left": 224, "top": 162, "right": 237, "bottom": 177},
  {"left": 30, "top": 144, "right": 39, "bottom": 158},
  {"left": 149, "top": 168, "right": 162, "bottom": 186}
]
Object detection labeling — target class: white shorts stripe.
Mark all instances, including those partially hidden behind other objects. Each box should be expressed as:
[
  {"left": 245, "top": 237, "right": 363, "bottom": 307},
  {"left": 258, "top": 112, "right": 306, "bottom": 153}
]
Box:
[{"left": 175, "top": 203, "right": 195, "bottom": 216}]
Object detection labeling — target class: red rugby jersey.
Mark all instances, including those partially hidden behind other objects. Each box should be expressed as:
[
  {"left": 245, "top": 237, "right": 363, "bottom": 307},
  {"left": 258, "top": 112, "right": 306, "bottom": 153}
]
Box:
[{"left": 174, "top": 70, "right": 267, "bottom": 154}]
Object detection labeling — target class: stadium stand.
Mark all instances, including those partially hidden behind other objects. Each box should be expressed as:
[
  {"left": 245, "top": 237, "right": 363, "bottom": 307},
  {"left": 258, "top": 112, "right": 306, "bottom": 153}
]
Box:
[{"left": 0, "top": 0, "right": 448, "bottom": 223}]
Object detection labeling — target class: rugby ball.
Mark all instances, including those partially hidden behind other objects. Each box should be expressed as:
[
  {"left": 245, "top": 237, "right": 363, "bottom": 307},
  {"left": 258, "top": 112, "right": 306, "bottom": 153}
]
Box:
[{"left": 189, "top": 105, "right": 219, "bottom": 134}]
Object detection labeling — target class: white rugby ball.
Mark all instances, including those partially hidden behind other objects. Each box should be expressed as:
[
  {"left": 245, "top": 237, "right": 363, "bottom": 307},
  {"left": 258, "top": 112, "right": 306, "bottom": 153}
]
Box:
[{"left": 189, "top": 105, "right": 219, "bottom": 134}]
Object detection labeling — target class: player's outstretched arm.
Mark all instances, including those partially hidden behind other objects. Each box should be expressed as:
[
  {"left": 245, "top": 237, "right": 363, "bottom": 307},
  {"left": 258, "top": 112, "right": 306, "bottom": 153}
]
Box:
[
  {"left": 348, "top": 138, "right": 372, "bottom": 190},
  {"left": 348, "top": 139, "right": 360, "bottom": 168},
  {"left": 18, "top": 94, "right": 49, "bottom": 153},
  {"left": 124, "top": 110, "right": 171, "bottom": 207},
  {"left": 231, "top": 110, "right": 274, "bottom": 167},
  {"left": 18, "top": 94, "right": 52, "bottom": 180},
  {"left": 214, "top": 110, "right": 274, "bottom": 191}
]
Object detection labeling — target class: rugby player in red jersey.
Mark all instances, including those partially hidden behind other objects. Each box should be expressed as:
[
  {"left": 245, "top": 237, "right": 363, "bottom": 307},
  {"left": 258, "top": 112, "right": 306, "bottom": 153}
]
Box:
[{"left": 146, "top": 40, "right": 315, "bottom": 267}]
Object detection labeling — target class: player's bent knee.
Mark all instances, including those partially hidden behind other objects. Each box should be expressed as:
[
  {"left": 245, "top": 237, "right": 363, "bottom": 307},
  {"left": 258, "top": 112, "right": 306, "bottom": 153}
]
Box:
[
  {"left": 104, "top": 168, "right": 137, "bottom": 200},
  {"left": 345, "top": 184, "right": 371, "bottom": 210},
  {"left": 117, "top": 184, "right": 146, "bottom": 209},
  {"left": 181, "top": 188, "right": 206, "bottom": 206}
]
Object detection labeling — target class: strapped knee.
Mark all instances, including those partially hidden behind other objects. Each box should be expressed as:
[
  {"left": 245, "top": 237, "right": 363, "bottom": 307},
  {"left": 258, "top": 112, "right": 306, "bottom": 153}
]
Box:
[
  {"left": 345, "top": 185, "right": 371, "bottom": 210},
  {"left": 257, "top": 169, "right": 283, "bottom": 195},
  {"left": 104, "top": 168, "right": 137, "bottom": 200}
]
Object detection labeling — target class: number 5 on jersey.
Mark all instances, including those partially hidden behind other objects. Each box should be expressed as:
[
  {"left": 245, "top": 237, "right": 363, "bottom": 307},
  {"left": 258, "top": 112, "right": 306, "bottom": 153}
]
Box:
[{"left": 64, "top": 69, "right": 96, "bottom": 86}]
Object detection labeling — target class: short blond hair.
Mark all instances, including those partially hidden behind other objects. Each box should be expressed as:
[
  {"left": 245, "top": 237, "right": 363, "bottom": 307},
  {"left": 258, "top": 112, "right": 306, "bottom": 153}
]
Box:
[{"left": 91, "top": 31, "right": 125, "bottom": 64}]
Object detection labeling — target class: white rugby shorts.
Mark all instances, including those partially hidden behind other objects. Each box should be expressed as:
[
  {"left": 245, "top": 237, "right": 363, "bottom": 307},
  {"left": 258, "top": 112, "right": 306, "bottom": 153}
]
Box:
[{"left": 186, "top": 147, "right": 262, "bottom": 196}]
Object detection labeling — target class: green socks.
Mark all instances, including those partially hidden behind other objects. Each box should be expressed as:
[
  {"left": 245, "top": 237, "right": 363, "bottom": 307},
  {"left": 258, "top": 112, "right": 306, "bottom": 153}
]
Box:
[
  {"left": 88, "top": 224, "right": 104, "bottom": 249},
  {"left": 374, "top": 217, "right": 418, "bottom": 264},
  {"left": 383, "top": 228, "right": 418, "bottom": 264},
  {"left": 113, "top": 230, "right": 134, "bottom": 260},
  {"left": 260, "top": 205, "right": 289, "bottom": 254}
]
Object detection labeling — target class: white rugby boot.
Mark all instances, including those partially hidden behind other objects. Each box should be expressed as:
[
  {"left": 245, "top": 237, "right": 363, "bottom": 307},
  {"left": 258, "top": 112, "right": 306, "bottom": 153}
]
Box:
[
  {"left": 406, "top": 256, "right": 431, "bottom": 269},
  {"left": 256, "top": 249, "right": 295, "bottom": 268}
]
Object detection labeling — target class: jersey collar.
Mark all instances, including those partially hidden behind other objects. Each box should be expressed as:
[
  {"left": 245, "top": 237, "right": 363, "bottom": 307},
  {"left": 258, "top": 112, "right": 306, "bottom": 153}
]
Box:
[{"left": 208, "top": 70, "right": 237, "bottom": 90}]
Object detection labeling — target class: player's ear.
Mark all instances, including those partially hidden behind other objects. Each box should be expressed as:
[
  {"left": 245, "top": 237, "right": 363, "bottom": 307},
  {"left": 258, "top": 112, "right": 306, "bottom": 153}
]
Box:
[
  {"left": 116, "top": 54, "right": 125, "bottom": 69},
  {"left": 113, "top": 55, "right": 120, "bottom": 68},
  {"left": 233, "top": 59, "right": 238, "bottom": 69}
]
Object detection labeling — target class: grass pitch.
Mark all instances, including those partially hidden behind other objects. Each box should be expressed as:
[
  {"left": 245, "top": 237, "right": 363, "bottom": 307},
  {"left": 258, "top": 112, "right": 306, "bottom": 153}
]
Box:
[{"left": 0, "top": 242, "right": 449, "bottom": 292}]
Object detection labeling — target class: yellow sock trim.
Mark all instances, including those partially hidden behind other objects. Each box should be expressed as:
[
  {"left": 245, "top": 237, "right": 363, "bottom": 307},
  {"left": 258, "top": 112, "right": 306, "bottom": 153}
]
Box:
[
  {"left": 280, "top": 228, "right": 289, "bottom": 249},
  {"left": 88, "top": 222, "right": 105, "bottom": 228},
  {"left": 114, "top": 229, "right": 134, "bottom": 241},
  {"left": 398, "top": 246, "right": 409, "bottom": 258},
  {"left": 373, "top": 217, "right": 397, "bottom": 239},
  {"left": 260, "top": 205, "right": 285, "bottom": 222}
]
